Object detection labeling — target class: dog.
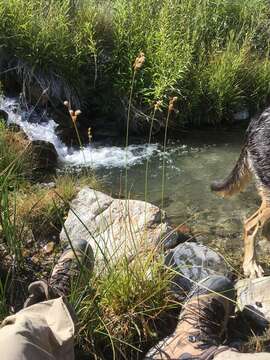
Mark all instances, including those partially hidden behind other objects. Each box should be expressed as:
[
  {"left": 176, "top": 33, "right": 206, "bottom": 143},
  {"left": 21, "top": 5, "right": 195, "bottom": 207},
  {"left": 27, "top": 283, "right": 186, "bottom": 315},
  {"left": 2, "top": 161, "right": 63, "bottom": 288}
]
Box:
[{"left": 211, "top": 108, "right": 270, "bottom": 278}]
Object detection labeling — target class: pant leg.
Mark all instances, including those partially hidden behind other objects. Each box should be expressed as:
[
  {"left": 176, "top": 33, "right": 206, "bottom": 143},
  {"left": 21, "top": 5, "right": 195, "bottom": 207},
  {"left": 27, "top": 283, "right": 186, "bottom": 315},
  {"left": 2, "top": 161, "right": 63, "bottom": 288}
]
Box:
[
  {"left": 215, "top": 349, "right": 270, "bottom": 360},
  {"left": 0, "top": 297, "right": 76, "bottom": 360}
]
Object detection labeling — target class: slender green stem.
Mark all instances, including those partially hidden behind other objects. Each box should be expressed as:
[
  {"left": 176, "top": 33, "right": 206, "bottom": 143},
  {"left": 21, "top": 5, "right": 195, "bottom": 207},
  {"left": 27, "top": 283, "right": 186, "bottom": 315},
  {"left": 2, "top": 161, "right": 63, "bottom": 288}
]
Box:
[
  {"left": 161, "top": 109, "right": 170, "bottom": 214},
  {"left": 124, "top": 68, "right": 137, "bottom": 248},
  {"left": 144, "top": 108, "right": 157, "bottom": 226},
  {"left": 125, "top": 69, "right": 137, "bottom": 200},
  {"left": 73, "top": 121, "right": 86, "bottom": 164}
]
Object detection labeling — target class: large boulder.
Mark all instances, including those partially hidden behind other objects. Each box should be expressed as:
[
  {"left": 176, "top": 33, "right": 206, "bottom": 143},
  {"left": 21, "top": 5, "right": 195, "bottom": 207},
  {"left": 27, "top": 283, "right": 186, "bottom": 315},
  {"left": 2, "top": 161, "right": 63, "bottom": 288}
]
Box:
[
  {"left": 30, "top": 140, "right": 58, "bottom": 171},
  {"left": 60, "top": 187, "right": 178, "bottom": 265},
  {"left": 236, "top": 277, "right": 270, "bottom": 328},
  {"left": 165, "top": 242, "right": 232, "bottom": 299}
]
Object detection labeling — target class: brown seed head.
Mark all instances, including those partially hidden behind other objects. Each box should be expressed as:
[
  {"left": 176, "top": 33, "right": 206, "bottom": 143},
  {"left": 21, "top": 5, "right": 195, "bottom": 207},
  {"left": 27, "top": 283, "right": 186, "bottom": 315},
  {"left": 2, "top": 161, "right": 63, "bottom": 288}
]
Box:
[
  {"left": 168, "top": 96, "right": 178, "bottom": 113},
  {"left": 133, "top": 52, "right": 145, "bottom": 70},
  {"left": 88, "top": 127, "right": 93, "bottom": 142},
  {"left": 154, "top": 100, "right": 163, "bottom": 111}
]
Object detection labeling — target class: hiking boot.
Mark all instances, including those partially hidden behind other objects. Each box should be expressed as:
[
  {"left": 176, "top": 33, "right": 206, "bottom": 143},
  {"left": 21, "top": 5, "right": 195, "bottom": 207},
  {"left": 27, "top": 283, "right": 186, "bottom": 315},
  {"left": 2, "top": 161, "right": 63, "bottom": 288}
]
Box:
[
  {"left": 24, "top": 239, "right": 93, "bottom": 307},
  {"left": 145, "top": 275, "right": 236, "bottom": 359}
]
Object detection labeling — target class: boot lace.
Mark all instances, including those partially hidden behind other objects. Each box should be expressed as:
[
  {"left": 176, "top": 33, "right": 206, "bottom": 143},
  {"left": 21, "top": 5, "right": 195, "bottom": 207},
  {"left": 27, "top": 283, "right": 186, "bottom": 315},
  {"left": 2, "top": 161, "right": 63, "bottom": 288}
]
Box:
[
  {"left": 49, "top": 258, "right": 76, "bottom": 297},
  {"left": 180, "top": 297, "right": 226, "bottom": 348}
]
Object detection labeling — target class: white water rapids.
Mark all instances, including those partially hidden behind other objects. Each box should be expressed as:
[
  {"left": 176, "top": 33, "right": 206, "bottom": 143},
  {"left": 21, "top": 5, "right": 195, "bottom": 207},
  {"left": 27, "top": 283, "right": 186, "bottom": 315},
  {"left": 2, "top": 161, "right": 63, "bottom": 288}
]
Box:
[{"left": 0, "top": 97, "right": 158, "bottom": 169}]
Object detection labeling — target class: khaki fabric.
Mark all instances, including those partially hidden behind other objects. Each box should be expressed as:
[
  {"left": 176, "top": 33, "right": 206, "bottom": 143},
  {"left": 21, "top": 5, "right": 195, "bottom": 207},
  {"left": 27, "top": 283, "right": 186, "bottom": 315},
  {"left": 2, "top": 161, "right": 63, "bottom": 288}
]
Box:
[
  {"left": 0, "top": 297, "right": 75, "bottom": 360},
  {"left": 215, "top": 349, "right": 270, "bottom": 360}
]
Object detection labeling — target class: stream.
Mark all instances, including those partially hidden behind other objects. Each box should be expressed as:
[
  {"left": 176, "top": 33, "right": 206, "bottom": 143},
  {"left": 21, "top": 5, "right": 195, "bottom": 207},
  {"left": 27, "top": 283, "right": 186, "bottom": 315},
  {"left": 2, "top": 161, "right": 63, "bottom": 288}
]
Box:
[{"left": 1, "top": 96, "right": 260, "bottom": 249}]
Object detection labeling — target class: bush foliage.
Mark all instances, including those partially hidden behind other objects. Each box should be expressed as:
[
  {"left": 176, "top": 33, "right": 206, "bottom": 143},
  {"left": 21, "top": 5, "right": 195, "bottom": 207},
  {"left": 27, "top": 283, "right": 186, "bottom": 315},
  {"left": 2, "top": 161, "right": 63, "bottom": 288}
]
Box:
[{"left": 1, "top": 0, "right": 270, "bottom": 123}]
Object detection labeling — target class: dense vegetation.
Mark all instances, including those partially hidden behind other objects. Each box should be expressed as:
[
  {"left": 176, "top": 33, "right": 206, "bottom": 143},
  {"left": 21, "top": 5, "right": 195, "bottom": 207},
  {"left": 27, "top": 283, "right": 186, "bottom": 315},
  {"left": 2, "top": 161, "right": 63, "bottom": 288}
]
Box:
[{"left": 1, "top": 0, "right": 270, "bottom": 127}]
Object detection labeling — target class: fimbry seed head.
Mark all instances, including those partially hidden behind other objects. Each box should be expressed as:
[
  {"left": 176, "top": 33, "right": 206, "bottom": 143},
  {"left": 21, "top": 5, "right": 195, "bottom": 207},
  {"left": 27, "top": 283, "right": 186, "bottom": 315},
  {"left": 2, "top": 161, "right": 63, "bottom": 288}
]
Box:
[
  {"left": 75, "top": 110, "right": 82, "bottom": 116},
  {"left": 64, "top": 100, "right": 69, "bottom": 107},
  {"left": 133, "top": 52, "right": 145, "bottom": 70}
]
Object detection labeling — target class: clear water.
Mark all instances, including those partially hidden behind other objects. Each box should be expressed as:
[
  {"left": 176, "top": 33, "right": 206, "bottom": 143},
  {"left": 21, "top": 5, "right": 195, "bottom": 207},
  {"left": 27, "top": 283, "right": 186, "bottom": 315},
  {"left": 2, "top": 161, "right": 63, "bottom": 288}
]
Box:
[
  {"left": 1, "top": 96, "right": 260, "bottom": 247},
  {"left": 96, "top": 132, "right": 260, "bottom": 247}
]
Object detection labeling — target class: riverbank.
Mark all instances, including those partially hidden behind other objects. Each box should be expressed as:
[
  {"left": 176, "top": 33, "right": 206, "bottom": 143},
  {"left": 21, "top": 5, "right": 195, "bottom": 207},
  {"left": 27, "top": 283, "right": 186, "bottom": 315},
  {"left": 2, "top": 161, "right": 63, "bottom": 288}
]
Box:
[
  {"left": 1, "top": 117, "right": 270, "bottom": 358},
  {"left": 1, "top": 0, "right": 270, "bottom": 135}
]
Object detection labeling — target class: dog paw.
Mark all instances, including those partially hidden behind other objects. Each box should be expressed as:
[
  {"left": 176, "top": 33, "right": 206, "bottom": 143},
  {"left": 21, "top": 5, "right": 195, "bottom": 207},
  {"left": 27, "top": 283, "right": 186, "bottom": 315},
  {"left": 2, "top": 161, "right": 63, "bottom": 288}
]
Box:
[{"left": 243, "top": 260, "right": 264, "bottom": 278}]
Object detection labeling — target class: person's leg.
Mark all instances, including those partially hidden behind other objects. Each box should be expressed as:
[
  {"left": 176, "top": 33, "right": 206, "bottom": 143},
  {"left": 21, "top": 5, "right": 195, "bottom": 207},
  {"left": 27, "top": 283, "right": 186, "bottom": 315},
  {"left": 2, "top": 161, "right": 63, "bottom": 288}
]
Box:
[
  {"left": 0, "top": 239, "right": 93, "bottom": 360},
  {"left": 144, "top": 275, "right": 236, "bottom": 359},
  {"left": 0, "top": 297, "right": 75, "bottom": 360}
]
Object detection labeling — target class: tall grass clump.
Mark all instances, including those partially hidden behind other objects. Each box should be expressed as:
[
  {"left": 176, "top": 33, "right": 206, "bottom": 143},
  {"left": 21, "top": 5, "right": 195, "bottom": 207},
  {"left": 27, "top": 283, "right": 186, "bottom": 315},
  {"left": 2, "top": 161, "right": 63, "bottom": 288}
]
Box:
[{"left": 72, "top": 253, "right": 175, "bottom": 359}]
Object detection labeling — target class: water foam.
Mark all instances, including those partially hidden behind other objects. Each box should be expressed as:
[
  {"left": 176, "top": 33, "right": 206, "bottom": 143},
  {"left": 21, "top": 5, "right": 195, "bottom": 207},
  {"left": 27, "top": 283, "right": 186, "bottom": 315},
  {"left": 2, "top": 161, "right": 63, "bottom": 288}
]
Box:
[{"left": 0, "top": 97, "right": 158, "bottom": 169}]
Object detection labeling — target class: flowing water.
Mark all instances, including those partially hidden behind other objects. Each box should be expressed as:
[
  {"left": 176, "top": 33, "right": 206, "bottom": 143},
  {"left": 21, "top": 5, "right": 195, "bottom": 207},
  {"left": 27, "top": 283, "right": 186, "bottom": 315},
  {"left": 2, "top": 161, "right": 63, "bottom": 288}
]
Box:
[{"left": 1, "top": 97, "right": 260, "bottom": 248}]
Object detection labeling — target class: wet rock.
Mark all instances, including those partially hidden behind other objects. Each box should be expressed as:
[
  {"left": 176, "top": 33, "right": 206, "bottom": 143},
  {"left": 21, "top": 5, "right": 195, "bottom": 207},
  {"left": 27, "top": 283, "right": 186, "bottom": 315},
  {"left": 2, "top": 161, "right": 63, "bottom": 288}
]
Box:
[
  {"left": 30, "top": 140, "right": 58, "bottom": 171},
  {"left": 175, "top": 224, "right": 193, "bottom": 242},
  {"left": 60, "top": 187, "right": 178, "bottom": 266},
  {"left": 0, "top": 109, "right": 8, "bottom": 123},
  {"left": 236, "top": 277, "right": 270, "bottom": 328},
  {"left": 165, "top": 242, "right": 231, "bottom": 298}
]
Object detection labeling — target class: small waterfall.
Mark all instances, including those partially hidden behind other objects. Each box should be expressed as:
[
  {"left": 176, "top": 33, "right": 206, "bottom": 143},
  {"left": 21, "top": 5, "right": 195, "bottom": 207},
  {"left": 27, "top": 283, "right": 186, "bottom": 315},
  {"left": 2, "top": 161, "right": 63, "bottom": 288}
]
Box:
[{"left": 0, "top": 97, "right": 158, "bottom": 169}]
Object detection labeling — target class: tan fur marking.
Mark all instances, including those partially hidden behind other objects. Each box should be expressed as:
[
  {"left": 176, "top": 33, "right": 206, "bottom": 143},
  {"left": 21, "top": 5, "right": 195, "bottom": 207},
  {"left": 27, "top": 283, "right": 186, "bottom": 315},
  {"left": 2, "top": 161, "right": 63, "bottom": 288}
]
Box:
[
  {"left": 215, "top": 169, "right": 251, "bottom": 198},
  {"left": 243, "top": 190, "right": 270, "bottom": 278}
]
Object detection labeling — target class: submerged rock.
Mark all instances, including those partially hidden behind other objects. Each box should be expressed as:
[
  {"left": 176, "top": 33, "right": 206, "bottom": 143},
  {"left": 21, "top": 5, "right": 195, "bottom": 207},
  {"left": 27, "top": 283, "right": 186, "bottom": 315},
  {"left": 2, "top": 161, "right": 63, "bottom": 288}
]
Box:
[
  {"left": 165, "top": 242, "right": 231, "bottom": 298},
  {"left": 60, "top": 187, "right": 178, "bottom": 266},
  {"left": 236, "top": 277, "right": 270, "bottom": 328}
]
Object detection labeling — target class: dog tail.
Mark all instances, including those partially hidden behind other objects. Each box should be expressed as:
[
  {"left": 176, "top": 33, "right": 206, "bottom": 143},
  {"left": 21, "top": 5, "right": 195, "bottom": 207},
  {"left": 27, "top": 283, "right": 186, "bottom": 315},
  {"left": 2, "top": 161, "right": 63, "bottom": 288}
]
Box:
[{"left": 210, "top": 145, "right": 251, "bottom": 197}]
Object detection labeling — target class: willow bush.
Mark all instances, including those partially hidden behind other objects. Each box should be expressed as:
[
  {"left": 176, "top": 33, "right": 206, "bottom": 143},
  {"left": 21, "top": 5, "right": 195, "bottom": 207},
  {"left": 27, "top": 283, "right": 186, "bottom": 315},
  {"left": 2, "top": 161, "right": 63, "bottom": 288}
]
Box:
[{"left": 0, "top": 0, "right": 270, "bottom": 125}]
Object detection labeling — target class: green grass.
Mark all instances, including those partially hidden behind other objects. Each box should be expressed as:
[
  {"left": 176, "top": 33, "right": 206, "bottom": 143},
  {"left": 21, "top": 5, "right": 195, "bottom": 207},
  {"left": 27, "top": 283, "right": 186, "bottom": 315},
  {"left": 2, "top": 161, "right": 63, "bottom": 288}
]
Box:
[
  {"left": 1, "top": 0, "right": 270, "bottom": 125},
  {"left": 73, "top": 254, "right": 175, "bottom": 359}
]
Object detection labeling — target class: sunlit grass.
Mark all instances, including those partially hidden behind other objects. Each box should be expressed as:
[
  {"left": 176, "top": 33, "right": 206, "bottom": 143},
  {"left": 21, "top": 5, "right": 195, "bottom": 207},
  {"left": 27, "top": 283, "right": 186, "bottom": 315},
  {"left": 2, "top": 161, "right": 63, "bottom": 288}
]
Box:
[{"left": 1, "top": 0, "right": 270, "bottom": 123}]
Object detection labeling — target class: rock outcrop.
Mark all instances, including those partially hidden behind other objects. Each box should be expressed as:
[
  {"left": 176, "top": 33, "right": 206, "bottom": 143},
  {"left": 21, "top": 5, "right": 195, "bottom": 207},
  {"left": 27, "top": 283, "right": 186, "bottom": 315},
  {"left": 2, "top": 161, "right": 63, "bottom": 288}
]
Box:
[{"left": 60, "top": 187, "right": 178, "bottom": 266}]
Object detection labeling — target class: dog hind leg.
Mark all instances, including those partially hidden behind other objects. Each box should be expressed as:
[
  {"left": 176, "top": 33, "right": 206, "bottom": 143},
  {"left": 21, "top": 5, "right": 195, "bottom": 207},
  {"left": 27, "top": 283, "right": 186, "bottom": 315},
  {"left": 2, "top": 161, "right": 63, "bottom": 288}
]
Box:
[{"left": 243, "top": 197, "right": 270, "bottom": 278}]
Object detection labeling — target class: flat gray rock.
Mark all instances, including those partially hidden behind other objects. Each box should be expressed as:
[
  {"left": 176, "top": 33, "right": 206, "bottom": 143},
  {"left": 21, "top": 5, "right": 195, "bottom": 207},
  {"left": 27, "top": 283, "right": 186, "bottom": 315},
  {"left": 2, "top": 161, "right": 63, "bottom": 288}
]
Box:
[
  {"left": 60, "top": 187, "right": 178, "bottom": 266},
  {"left": 236, "top": 277, "right": 270, "bottom": 328},
  {"left": 165, "top": 242, "right": 231, "bottom": 298}
]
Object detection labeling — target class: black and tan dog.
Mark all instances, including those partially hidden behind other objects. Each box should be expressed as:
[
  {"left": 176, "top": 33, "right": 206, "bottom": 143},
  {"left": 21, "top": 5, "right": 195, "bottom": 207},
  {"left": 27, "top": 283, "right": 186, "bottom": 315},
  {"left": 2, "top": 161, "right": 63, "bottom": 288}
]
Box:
[{"left": 211, "top": 109, "right": 270, "bottom": 278}]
